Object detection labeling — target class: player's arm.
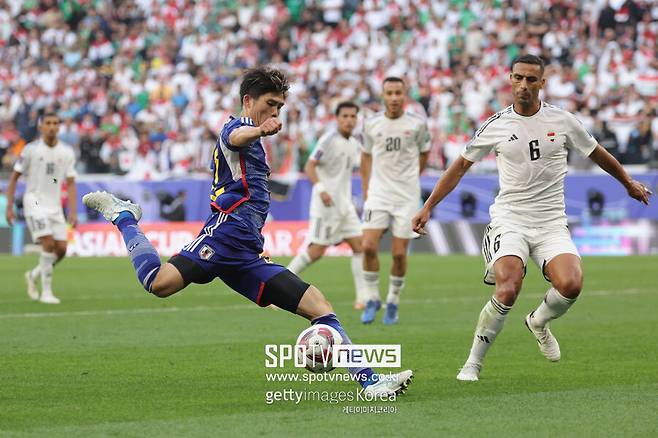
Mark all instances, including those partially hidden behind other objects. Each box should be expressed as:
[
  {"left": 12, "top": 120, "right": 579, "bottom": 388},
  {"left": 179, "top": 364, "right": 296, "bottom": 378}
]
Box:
[
  {"left": 228, "top": 118, "right": 282, "bottom": 147},
  {"left": 305, "top": 158, "right": 332, "bottom": 207},
  {"left": 360, "top": 152, "right": 372, "bottom": 202},
  {"left": 412, "top": 156, "right": 473, "bottom": 234},
  {"left": 67, "top": 176, "right": 78, "bottom": 227},
  {"left": 419, "top": 151, "right": 429, "bottom": 174},
  {"left": 5, "top": 171, "right": 20, "bottom": 225},
  {"left": 588, "top": 145, "right": 651, "bottom": 205}
]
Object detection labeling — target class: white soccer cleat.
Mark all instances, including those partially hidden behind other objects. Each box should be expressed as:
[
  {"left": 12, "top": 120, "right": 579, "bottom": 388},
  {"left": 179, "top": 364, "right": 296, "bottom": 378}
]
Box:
[
  {"left": 525, "top": 313, "right": 561, "bottom": 362},
  {"left": 82, "top": 191, "right": 142, "bottom": 223},
  {"left": 39, "top": 294, "right": 60, "bottom": 304},
  {"left": 24, "top": 271, "right": 39, "bottom": 301},
  {"left": 456, "top": 363, "right": 481, "bottom": 381},
  {"left": 364, "top": 370, "right": 413, "bottom": 397}
]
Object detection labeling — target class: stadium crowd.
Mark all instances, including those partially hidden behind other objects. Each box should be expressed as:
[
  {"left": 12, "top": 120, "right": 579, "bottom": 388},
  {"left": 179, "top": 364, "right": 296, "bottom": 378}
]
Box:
[{"left": 0, "top": 0, "right": 657, "bottom": 179}]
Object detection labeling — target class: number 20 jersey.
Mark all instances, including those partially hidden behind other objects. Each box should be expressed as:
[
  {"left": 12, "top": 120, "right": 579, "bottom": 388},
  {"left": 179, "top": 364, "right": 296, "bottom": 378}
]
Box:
[
  {"left": 362, "top": 111, "right": 431, "bottom": 208},
  {"left": 461, "top": 102, "right": 598, "bottom": 228}
]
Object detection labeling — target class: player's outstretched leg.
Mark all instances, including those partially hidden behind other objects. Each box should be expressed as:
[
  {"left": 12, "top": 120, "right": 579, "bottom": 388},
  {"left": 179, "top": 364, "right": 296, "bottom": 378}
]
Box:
[
  {"left": 83, "top": 191, "right": 162, "bottom": 292},
  {"left": 296, "top": 285, "right": 413, "bottom": 396}
]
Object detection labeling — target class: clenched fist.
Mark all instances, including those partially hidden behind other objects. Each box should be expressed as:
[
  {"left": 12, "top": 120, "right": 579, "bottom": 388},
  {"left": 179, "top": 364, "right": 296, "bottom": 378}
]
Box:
[{"left": 259, "top": 118, "right": 283, "bottom": 137}]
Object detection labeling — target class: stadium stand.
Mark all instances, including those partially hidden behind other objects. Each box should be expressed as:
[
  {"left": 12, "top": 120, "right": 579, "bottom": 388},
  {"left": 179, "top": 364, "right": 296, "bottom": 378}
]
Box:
[{"left": 0, "top": 0, "right": 656, "bottom": 177}]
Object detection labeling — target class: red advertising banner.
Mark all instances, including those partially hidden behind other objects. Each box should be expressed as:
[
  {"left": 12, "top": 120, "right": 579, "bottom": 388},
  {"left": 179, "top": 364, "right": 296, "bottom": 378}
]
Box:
[{"left": 67, "top": 221, "right": 353, "bottom": 257}]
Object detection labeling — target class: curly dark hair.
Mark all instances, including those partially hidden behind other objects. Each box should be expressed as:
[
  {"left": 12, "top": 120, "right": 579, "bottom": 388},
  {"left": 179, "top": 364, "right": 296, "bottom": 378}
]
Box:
[{"left": 239, "top": 67, "right": 290, "bottom": 102}]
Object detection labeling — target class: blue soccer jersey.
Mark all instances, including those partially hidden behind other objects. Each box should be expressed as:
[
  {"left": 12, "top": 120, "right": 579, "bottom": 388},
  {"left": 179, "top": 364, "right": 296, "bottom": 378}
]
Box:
[
  {"left": 176, "top": 115, "right": 287, "bottom": 306},
  {"left": 210, "top": 116, "right": 270, "bottom": 218}
]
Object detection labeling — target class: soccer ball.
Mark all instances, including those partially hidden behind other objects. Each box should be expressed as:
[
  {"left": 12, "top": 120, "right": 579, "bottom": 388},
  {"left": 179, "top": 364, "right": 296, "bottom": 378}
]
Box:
[{"left": 296, "top": 324, "right": 343, "bottom": 373}]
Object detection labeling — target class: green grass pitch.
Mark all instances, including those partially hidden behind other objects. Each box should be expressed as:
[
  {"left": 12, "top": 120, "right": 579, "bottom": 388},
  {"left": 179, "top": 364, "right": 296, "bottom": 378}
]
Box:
[{"left": 1, "top": 254, "right": 657, "bottom": 437}]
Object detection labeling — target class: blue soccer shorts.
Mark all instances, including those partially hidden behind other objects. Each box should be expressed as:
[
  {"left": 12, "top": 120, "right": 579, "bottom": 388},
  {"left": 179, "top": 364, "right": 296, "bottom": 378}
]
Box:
[{"left": 169, "top": 212, "right": 308, "bottom": 310}]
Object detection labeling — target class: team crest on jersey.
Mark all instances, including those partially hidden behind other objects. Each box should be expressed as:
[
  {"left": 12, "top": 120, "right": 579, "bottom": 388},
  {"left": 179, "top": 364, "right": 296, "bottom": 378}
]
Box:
[
  {"left": 547, "top": 132, "right": 556, "bottom": 142},
  {"left": 198, "top": 245, "right": 215, "bottom": 260}
]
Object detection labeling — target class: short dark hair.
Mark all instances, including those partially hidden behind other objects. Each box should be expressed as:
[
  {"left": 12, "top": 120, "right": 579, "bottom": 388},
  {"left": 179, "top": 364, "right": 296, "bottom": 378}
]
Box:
[
  {"left": 511, "top": 54, "right": 545, "bottom": 75},
  {"left": 383, "top": 76, "right": 405, "bottom": 87},
  {"left": 39, "top": 112, "right": 60, "bottom": 124},
  {"left": 335, "top": 101, "right": 359, "bottom": 116},
  {"left": 239, "top": 67, "right": 290, "bottom": 102}
]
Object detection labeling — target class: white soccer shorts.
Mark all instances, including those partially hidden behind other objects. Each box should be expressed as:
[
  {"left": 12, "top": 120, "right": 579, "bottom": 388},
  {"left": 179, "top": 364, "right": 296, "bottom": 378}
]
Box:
[
  {"left": 308, "top": 209, "right": 362, "bottom": 246},
  {"left": 481, "top": 222, "right": 579, "bottom": 284},
  {"left": 23, "top": 193, "right": 68, "bottom": 242},
  {"left": 361, "top": 201, "right": 419, "bottom": 239}
]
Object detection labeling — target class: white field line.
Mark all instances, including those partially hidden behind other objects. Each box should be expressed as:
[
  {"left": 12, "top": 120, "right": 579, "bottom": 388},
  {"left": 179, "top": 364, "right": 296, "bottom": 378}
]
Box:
[{"left": 0, "top": 288, "right": 649, "bottom": 319}]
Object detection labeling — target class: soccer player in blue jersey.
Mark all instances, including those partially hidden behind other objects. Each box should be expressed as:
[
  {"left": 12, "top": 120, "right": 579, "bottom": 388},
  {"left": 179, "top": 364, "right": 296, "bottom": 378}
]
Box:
[{"left": 83, "top": 67, "right": 412, "bottom": 396}]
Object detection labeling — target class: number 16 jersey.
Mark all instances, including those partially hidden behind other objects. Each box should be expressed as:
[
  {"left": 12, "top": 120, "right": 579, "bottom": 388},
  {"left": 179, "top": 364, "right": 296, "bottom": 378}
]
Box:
[
  {"left": 461, "top": 102, "right": 598, "bottom": 228},
  {"left": 362, "top": 111, "right": 431, "bottom": 209}
]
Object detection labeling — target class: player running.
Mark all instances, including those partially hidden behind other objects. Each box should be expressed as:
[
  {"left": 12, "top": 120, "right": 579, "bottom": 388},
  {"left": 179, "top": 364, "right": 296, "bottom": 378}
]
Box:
[
  {"left": 287, "top": 101, "right": 367, "bottom": 309},
  {"left": 6, "top": 112, "right": 77, "bottom": 304},
  {"left": 412, "top": 55, "right": 652, "bottom": 381},
  {"left": 83, "top": 67, "right": 412, "bottom": 395},
  {"left": 360, "top": 77, "right": 431, "bottom": 324}
]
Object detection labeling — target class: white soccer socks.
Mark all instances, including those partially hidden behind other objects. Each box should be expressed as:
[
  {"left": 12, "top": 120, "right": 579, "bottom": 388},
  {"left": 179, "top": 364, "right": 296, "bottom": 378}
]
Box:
[
  {"left": 530, "top": 287, "right": 576, "bottom": 327},
  {"left": 465, "top": 297, "right": 511, "bottom": 367},
  {"left": 351, "top": 253, "right": 368, "bottom": 305},
  {"left": 363, "top": 270, "right": 380, "bottom": 302},
  {"left": 385, "top": 275, "right": 405, "bottom": 305},
  {"left": 39, "top": 251, "right": 58, "bottom": 303}
]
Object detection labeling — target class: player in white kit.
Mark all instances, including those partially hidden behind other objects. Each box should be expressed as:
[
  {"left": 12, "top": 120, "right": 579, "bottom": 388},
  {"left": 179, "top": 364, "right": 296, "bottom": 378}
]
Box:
[
  {"left": 412, "top": 55, "right": 651, "bottom": 381},
  {"left": 361, "top": 77, "right": 431, "bottom": 324},
  {"left": 287, "top": 102, "right": 367, "bottom": 309},
  {"left": 6, "top": 112, "right": 78, "bottom": 304}
]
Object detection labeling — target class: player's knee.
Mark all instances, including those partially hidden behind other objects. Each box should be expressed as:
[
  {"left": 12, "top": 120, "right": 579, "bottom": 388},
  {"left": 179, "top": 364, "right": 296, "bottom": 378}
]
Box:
[
  {"left": 41, "top": 239, "right": 55, "bottom": 253},
  {"left": 495, "top": 281, "right": 522, "bottom": 306},
  {"left": 553, "top": 274, "right": 583, "bottom": 299},
  {"left": 362, "top": 240, "right": 378, "bottom": 258},
  {"left": 150, "top": 275, "right": 175, "bottom": 298}
]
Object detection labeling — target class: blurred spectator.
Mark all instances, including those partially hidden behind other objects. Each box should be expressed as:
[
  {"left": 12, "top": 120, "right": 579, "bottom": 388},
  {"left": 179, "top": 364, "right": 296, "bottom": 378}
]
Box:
[{"left": 624, "top": 119, "right": 654, "bottom": 164}]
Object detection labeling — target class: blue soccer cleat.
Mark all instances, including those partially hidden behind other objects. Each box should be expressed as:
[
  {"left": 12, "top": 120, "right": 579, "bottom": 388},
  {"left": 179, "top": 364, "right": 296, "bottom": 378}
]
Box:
[
  {"left": 383, "top": 302, "right": 399, "bottom": 325},
  {"left": 361, "top": 300, "right": 381, "bottom": 324}
]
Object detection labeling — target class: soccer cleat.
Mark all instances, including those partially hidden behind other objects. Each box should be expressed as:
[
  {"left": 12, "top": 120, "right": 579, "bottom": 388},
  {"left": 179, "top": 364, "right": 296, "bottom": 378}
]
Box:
[
  {"left": 360, "top": 300, "right": 381, "bottom": 324},
  {"left": 39, "top": 293, "right": 60, "bottom": 304},
  {"left": 24, "top": 271, "right": 39, "bottom": 301},
  {"left": 364, "top": 370, "right": 413, "bottom": 397},
  {"left": 82, "top": 191, "right": 142, "bottom": 223},
  {"left": 525, "top": 313, "right": 561, "bottom": 362},
  {"left": 382, "top": 302, "right": 399, "bottom": 325},
  {"left": 456, "top": 363, "right": 481, "bottom": 381}
]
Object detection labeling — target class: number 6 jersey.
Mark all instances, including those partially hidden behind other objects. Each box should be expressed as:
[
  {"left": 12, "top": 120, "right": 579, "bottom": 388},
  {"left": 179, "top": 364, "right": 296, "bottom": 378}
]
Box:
[
  {"left": 461, "top": 102, "right": 598, "bottom": 227},
  {"left": 362, "top": 111, "right": 431, "bottom": 209}
]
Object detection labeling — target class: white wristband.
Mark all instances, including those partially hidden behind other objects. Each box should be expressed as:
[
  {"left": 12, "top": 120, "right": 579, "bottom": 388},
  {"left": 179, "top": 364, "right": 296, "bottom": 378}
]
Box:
[{"left": 315, "top": 182, "right": 326, "bottom": 193}]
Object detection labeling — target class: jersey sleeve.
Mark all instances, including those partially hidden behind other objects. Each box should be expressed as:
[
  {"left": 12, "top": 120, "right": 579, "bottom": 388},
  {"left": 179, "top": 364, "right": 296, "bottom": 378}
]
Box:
[
  {"left": 309, "top": 133, "right": 332, "bottom": 164},
  {"left": 461, "top": 120, "right": 500, "bottom": 162},
  {"left": 417, "top": 119, "right": 432, "bottom": 153},
  {"left": 13, "top": 145, "right": 30, "bottom": 174},
  {"left": 563, "top": 113, "right": 598, "bottom": 157},
  {"left": 220, "top": 117, "right": 255, "bottom": 151}
]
